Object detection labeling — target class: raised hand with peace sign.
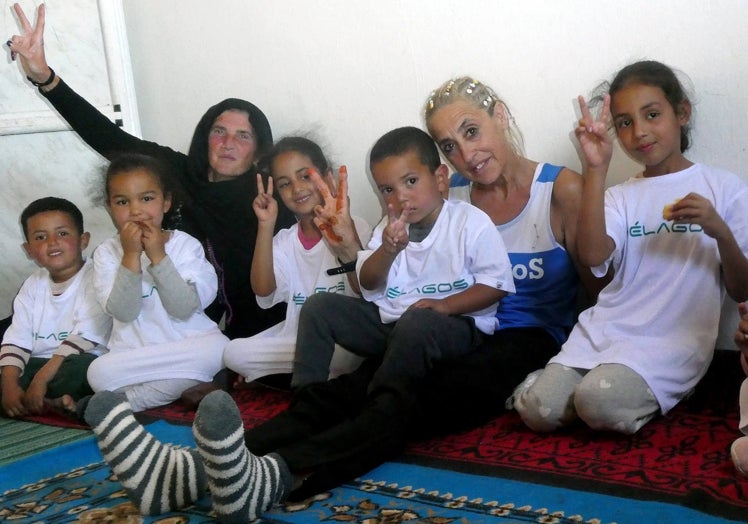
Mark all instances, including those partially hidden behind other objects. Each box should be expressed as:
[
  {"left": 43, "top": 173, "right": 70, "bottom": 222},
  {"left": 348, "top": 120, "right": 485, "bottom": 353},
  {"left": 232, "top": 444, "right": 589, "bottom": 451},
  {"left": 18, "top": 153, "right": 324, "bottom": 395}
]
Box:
[
  {"left": 575, "top": 94, "right": 613, "bottom": 176},
  {"left": 381, "top": 204, "right": 409, "bottom": 255},
  {"left": 310, "top": 166, "right": 363, "bottom": 264},
  {"left": 253, "top": 173, "right": 279, "bottom": 225},
  {"left": 250, "top": 173, "right": 280, "bottom": 297},
  {"left": 7, "top": 3, "right": 59, "bottom": 90},
  {"left": 574, "top": 94, "right": 616, "bottom": 267}
]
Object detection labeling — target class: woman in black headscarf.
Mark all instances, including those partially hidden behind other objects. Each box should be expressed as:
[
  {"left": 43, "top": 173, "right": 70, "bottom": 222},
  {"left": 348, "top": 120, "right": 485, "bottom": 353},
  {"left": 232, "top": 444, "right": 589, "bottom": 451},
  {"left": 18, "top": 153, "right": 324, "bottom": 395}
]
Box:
[{"left": 7, "top": 4, "right": 294, "bottom": 339}]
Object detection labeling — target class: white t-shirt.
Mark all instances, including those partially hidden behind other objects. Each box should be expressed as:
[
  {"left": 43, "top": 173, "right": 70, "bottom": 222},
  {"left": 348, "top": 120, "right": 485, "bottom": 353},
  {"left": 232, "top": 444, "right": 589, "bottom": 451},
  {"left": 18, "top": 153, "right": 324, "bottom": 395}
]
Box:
[
  {"left": 256, "top": 215, "right": 372, "bottom": 336},
  {"left": 1, "top": 259, "right": 110, "bottom": 365},
  {"left": 551, "top": 163, "right": 748, "bottom": 413},
  {"left": 222, "top": 216, "right": 371, "bottom": 382},
  {"left": 357, "top": 199, "right": 515, "bottom": 334},
  {"left": 93, "top": 230, "right": 222, "bottom": 351}
]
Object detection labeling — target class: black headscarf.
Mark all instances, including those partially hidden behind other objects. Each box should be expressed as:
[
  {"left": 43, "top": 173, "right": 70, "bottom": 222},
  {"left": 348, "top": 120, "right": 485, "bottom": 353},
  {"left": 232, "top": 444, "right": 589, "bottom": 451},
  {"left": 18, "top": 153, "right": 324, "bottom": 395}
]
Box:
[
  {"left": 187, "top": 98, "right": 273, "bottom": 180},
  {"left": 177, "top": 98, "right": 291, "bottom": 338}
]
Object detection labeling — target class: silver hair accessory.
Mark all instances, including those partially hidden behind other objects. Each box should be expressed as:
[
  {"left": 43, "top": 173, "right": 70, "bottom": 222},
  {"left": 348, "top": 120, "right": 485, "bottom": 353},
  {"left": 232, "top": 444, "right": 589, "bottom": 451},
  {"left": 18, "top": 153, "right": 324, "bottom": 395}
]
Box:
[
  {"left": 482, "top": 83, "right": 497, "bottom": 107},
  {"left": 444, "top": 79, "right": 456, "bottom": 97},
  {"left": 427, "top": 91, "right": 436, "bottom": 111}
]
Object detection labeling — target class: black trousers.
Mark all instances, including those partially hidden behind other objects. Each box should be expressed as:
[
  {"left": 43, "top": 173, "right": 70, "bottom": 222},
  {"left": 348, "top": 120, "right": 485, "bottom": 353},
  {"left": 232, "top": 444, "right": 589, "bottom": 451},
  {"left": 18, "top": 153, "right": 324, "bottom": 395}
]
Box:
[{"left": 244, "top": 326, "right": 560, "bottom": 500}]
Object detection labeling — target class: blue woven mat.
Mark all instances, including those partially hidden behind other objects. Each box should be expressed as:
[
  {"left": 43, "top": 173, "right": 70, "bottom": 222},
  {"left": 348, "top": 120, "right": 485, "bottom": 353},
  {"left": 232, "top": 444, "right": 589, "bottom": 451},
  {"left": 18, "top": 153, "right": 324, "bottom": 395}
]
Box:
[{"left": 0, "top": 421, "right": 741, "bottom": 523}]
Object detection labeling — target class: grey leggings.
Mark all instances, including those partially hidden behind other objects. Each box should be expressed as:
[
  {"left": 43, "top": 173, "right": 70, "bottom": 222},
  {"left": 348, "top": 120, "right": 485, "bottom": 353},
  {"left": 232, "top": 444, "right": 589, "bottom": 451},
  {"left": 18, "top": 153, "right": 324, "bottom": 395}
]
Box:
[{"left": 514, "top": 362, "right": 660, "bottom": 434}]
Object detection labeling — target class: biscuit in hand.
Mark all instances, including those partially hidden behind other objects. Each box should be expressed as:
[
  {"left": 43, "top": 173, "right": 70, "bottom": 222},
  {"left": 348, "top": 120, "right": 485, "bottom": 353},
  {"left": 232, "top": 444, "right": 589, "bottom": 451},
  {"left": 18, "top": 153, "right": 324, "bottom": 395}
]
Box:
[{"left": 662, "top": 199, "right": 681, "bottom": 220}]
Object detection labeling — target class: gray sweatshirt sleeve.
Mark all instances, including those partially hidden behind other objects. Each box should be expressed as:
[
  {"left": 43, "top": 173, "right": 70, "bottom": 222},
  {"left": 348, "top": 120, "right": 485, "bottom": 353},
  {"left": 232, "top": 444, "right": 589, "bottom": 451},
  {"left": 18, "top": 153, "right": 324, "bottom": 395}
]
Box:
[
  {"left": 106, "top": 265, "right": 143, "bottom": 322},
  {"left": 147, "top": 255, "right": 200, "bottom": 320}
]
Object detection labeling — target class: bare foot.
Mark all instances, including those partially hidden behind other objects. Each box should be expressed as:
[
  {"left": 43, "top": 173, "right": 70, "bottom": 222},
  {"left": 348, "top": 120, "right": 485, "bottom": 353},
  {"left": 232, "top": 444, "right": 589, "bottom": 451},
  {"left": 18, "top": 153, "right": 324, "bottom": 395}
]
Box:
[
  {"left": 731, "top": 436, "right": 748, "bottom": 477},
  {"left": 233, "top": 374, "right": 249, "bottom": 389},
  {"left": 180, "top": 381, "right": 222, "bottom": 411},
  {"left": 46, "top": 394, "right": 77, "bottom": 415}
]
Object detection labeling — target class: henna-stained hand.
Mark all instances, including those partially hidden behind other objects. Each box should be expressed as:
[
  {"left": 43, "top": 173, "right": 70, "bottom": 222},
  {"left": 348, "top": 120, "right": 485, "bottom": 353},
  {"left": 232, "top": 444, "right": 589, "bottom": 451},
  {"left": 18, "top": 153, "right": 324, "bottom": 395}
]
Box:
[{"left": 312, "top": 167, "right": 362, "bottom": 257}]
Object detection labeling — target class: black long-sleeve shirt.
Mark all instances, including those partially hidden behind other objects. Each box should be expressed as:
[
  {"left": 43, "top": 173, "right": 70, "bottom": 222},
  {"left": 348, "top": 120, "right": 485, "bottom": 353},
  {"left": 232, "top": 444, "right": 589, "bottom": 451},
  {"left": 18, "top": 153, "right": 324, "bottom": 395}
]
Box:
[{"left": 43, "top": 80, "right": 293, "bottom": 338}]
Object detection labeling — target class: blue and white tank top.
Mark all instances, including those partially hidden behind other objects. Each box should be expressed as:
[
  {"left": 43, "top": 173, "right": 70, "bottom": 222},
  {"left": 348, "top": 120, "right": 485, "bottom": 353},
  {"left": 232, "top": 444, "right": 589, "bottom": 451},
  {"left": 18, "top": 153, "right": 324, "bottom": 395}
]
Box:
[{"left": 449, "top": 163, "right": 579, "bottom": 344}]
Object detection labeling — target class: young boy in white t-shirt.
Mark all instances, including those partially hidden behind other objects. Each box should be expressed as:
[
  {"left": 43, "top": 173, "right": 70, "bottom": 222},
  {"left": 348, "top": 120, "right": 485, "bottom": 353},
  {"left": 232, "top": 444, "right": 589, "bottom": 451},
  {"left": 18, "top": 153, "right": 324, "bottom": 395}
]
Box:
[
  {"left": 0, "top": 197, "right": 111, "bottom": 418},
  {"left": 291, "top": 126, "right": 515, "bottom": 392}
]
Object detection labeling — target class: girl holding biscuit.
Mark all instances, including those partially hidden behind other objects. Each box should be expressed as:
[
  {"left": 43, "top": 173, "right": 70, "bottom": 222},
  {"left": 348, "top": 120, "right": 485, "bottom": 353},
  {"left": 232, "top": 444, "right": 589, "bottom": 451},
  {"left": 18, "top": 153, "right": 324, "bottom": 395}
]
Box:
[{"left": 515, "top": 60, "right": 748, "bottom": 434}]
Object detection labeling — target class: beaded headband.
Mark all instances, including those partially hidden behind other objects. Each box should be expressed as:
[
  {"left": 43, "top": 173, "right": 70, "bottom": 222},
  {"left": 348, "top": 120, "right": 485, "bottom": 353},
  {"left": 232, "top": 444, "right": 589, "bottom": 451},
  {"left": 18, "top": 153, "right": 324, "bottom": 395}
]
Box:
[{"left": 426, "top": 78, "right": 496, "bottom": 112}]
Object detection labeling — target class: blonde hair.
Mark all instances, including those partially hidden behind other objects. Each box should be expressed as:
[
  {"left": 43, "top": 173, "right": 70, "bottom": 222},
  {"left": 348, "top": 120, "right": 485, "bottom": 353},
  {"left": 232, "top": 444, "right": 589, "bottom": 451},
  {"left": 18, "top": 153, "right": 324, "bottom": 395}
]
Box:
[{"left": 424, "top": 76, "right": 525, "bottom": 156}]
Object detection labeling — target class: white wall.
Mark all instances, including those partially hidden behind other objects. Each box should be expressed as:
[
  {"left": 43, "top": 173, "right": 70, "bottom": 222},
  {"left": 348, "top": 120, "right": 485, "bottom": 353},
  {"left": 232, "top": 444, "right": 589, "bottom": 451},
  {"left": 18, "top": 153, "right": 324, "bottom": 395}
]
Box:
[
  {"left": 0, "top": 0, "right": 136, "bottom": 317},
  {"left": 3, "top": 1, "right": 746, "bottom": 341},
  {"left": 119, "top": 0, "right": 748, "bottom": 225},
  {"left": 119, "top": 0, "right": 747, "bottom": 348}
]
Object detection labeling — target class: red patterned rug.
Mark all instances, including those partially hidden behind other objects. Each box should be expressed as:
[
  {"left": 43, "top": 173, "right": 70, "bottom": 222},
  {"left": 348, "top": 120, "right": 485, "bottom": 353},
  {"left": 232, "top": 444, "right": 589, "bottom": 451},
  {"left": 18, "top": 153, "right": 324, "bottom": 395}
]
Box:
[
  {"left": 138, "top": 350, "right": 748, "bottom": 521},
  {"left": 138, "top": 382, "right": 291, "bottom": 428},
  {"left": 18, "top": 408, "right": 89, "bottom": 430}
]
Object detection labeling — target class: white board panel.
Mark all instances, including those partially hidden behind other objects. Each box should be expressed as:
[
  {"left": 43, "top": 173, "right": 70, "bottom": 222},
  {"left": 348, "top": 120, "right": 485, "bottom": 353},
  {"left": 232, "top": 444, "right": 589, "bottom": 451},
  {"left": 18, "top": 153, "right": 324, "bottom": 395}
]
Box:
[{"left": 0, "top": 0, "right": 139, "bottom": 316}]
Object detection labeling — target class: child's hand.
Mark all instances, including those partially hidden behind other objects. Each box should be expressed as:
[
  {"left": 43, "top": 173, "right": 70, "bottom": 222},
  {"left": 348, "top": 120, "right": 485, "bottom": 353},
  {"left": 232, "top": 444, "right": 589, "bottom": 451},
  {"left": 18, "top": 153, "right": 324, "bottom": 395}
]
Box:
[
  {"left": 736, "top": 303, "right": 748, "bottom": 375},
  {"left": 119, "top": 221, "right": 144, "bottom": 255},
  {"left": 312, "top": 166, "right": 361, "bottom": 255},
  {"left": 23, "top": 377, "right": 48, "bottom": 414},
  {"left": 2, "top": 381, "right": 27, "bottom": 418},
  {"left": 668, "top": 192, "right": 729, "bottom": 239},
  {"left": 409, "top": 298, "right": 450, "bottom": 315},
  {"left": 575, "top": 95, "right": 613, "bottom": 173},
  {"left": 253, "top": 173, "right": 278, "bottom": 224},
  {"left": 382, "top": 204, "right": 409, "bottom": 255},
  {"left": 735, "top": 302, "right": 748, "bottom": 350},
  {"left": 141, "top": 221, "right": 167, "bottom": 265}
]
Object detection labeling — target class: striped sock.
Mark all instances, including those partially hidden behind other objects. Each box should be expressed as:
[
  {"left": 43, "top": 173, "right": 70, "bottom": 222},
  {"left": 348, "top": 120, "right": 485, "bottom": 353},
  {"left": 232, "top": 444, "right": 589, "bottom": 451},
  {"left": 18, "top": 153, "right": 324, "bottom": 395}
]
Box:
[
  {"left": 192, "top": 390, "right": 291, "bottom": 523},
  {"left": 83, "top": 390, "right": 206, "bottom": 515}
]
